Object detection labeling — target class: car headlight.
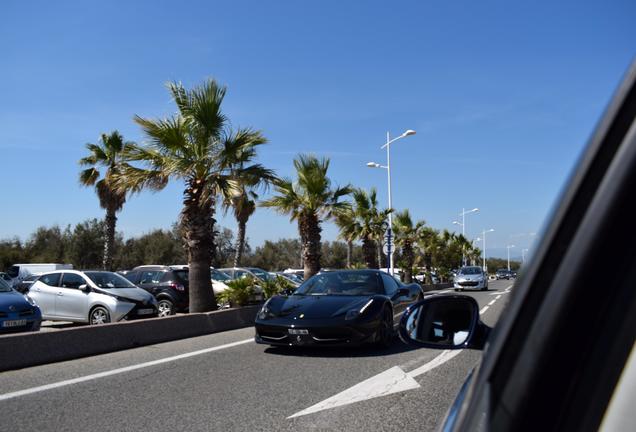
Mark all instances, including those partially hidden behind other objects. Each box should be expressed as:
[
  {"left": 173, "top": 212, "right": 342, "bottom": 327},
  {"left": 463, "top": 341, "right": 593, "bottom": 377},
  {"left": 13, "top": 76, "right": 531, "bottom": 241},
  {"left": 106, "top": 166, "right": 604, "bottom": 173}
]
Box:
[
  {"left": 345, "top": 299, "right": 374, "bottom": 320},
  {"left": 24, "top": 295, "right": 37, "bottom": 306},
  {"left": 257, "top": 299, "right": 272, "bottom": 320}
]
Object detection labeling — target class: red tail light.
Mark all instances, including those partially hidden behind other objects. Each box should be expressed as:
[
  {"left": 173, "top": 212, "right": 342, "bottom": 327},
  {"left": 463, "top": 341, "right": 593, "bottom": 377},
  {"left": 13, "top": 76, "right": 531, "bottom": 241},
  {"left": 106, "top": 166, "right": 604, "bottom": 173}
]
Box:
[{"left": 170, "top": 283, "right": 186, "bottom": 292}]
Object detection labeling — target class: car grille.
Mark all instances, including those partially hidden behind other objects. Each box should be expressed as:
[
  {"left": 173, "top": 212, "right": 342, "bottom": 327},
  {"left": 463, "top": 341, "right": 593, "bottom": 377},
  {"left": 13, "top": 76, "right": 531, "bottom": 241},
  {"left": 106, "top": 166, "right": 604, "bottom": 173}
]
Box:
[
  {"left": 19, "top": 308, "right": 35, "bottom": 316},
  {"left": 459, "top": 281, "right": 479, "bottom": 286}
]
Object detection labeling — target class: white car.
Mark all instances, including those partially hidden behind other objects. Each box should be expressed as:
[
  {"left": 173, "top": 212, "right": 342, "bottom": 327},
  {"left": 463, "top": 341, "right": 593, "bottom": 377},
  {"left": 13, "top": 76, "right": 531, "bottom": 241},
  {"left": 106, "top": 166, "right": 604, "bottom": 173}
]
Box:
[
  {"left": 29, "top": 270, "right": 158, "bottom": 324},
  {"left": 453, "top": 266, "right": 488, "bottom": 291}
]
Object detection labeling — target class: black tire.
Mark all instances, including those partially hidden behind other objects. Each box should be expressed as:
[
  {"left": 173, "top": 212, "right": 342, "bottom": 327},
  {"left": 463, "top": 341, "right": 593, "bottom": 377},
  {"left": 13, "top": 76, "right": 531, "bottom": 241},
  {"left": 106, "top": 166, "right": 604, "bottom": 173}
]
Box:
[
  {"left": 376, "top": 307, "right": 394, "bottom": 348},
  {"left": 157, "top": 299, "right": 175, "bottom": 317},
  {"left": 89, "top": 306, "right": 111, "bottom": 325}
]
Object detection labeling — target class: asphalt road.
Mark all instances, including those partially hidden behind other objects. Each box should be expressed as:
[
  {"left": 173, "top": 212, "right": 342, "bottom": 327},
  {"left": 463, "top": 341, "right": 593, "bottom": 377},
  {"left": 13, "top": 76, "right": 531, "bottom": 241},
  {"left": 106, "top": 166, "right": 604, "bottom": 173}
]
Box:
[{"left": 2, "top": 280, "right": 513, "bottom": 432}]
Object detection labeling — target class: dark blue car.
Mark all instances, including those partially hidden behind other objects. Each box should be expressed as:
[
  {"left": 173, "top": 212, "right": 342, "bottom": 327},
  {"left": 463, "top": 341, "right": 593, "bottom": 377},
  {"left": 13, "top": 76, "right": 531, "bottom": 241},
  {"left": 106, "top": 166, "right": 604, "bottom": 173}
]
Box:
[{"left": 0, "top": 277, "right": 42, "bottom": 333}]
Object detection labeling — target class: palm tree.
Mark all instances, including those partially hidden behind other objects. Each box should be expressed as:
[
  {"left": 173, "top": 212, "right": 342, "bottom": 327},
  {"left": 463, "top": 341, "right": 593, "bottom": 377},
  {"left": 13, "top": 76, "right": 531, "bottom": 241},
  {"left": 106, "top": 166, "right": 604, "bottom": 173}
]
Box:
[
  {"left": 79, "top": 131, "right": 131, "bottom": 270},
  {"left": 116, "top": 79, "right": 272, "bottom": 312},
  {"left": 344, "top": 188, "right": 391, "bottom": 269},
  {"left": 392, "top": 209, "right": 426, "bottom": 283},
  {"left": 221, "top": 128, "right": 275, "bottom": 267},
  {"left": 261, "top": 154, "right": 351, "bottom": 280}
]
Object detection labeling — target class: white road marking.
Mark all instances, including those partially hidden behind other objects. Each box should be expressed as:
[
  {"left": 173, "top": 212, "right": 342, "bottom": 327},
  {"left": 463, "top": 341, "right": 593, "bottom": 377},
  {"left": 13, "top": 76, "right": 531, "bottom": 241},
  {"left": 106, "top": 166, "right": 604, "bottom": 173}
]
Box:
[
  {"left": 0, "top": 338, "right": 253, "bottom": 402},
  {"left": 496, "top": 295, "right": 502, "bottom": 300},
  {"left": 438, "top": 289, "right": 454, "bottom": 293},
  {"left": 288, "top": 349, "right": 463, "bottom": 419},
  {"left": 480, "top": 306, "right": 489, "bottom": 314},
  {"left": 488, "top": 300, "right": 496, "bottom": 306}
]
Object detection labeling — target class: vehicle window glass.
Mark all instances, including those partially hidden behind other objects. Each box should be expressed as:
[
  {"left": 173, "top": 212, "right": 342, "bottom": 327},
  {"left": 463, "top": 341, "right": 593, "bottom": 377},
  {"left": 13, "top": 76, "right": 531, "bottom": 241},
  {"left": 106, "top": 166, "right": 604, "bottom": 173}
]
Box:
[
  {"left": 122, "top": 271, "right": 140, "bottom": 284},
  {"left": 39, "top": 273, "right": 61, "bottom": 287},
  {"left": 61, "top": 273, "right": 86, "bottom": 289},
  {"left": 84, "top": 271, "right": 137, "bottom": 289},
  {"left": 7, "top": 266, "right": 19, "bottom": 278},
  {"left": 172, "top": 270, "right": 189, "bottom": 283},
  {"left": 381, "top": 273, "right": 399, "bottom": 295},
  {"left": 235, "top": 270, "right": 248, "bottom": 279},
  {"left": 296, "top": 271, "right": 383, "bottom": 296},
  {"left": 0, "top": 278, "right": 10, "bottom": 291},
  {"left": 211, "top": 270, "right": 231, "bottom": 282},
  {"left": 140, "top": 271, "right": 162, "bottom": 284}
]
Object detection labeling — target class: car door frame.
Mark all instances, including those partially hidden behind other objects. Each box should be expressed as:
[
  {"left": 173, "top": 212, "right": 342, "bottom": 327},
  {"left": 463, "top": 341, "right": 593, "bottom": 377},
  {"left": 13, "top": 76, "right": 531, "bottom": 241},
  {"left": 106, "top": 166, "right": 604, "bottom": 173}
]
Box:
[
  {"left": 447, "top": 63, "right": 636, "bottom": 432},
  {"left": 56, "top": 272, "right": 90, "bottom": 321}
]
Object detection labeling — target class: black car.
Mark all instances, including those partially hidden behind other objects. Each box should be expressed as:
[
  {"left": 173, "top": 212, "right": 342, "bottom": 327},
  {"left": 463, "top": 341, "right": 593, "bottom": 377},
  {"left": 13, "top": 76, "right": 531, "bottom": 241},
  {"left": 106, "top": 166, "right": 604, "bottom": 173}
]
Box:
[
  {"left": 121, "top": 265, "right": 189, "bottom": 316},
  {"left": 398, "top": 62, "right": 636, "bottom": 431},
  {"left": 495, "top": 269, "right": 511, "bottom": 280},
  {"left": 13, "top": 274, "right": 39, "bottom": 294},
  {"left": 255, "top": 269, "right": 423, "bottom": 348}
]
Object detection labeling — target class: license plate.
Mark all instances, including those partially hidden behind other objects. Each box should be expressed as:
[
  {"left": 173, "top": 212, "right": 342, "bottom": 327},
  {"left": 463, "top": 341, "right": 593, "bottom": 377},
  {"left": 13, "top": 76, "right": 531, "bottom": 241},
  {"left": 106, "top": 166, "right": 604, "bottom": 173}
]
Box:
[
  {"left": 137, "top": 308, "right": 155, "bottom": 315},
  {"left": 2, "top": 319, "right": 27, "bottom": 328},
  {"left": 288, "top": 329, "right": 309, "bottom": 335}
]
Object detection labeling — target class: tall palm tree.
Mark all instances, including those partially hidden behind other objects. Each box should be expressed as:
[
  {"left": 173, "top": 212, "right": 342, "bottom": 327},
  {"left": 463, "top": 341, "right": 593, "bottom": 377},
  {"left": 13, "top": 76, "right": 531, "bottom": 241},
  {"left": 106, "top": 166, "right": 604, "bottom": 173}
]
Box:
[
  {"left": 221, "top": 128, "right": 275, "bottom": 267},
  {"left": 79, "top": 131, "right": 131, "bottom": 270},
  {"left": 392, "top": 209, "right": 426, "bottom": 283},
  {"left": 116, "top": 79, "right": 272, "bottom": 312},
  {"left": 344, "top": 188, "right": 391, "bottom": 269},
  {"left": 261, "top": 154, "right": 351, "bottom": 280}
]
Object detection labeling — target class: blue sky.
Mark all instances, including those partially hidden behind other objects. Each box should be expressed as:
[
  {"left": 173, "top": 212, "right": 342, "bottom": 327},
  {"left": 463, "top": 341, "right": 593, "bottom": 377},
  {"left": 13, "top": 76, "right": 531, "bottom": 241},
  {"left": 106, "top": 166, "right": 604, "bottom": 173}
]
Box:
[{"left": 1, "top": 0, "right": 634, "bottom": 258}]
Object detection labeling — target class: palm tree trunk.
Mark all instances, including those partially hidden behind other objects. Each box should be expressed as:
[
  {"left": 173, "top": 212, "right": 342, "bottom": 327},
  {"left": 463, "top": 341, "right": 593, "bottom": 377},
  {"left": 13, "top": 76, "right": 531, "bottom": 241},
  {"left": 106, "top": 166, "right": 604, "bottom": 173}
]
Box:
[
  {"left": 233, "top": 218, "right": 247, "bottom": 267},
  {"left": 346, "top": 240, "right": 352, "bottom": 268},
  {"left": 103, "top": 206, "right": 117, "bottom": 270},
  {"left": 403, "top": 242, "right": 414, "bottom": 283},
  {"left": 362, "top": 237, "right": 378, "bottom": 269},
  {"left": 299, "top": 212, "right": 322, "bottom": 280},
  {"left": 182, "top": 180, "right": 217, "bottom": 312}
]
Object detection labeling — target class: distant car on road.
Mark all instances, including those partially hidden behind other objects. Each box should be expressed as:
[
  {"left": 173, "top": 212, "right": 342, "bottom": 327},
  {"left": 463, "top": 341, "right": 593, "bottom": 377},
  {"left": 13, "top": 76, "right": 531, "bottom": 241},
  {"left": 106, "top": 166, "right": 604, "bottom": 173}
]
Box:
[
  {"left": 255, "top": 269, "right": 423, "bottom": 348},
  {"left": 495, "top": 269, "right": 512, "bottom": 280},
  {"left": 454, "top": 266, "right": 488, "bottom": 291},
  {"left": 0, "top": 277, "right": 42, "bottom": 333},
  {"left": 28, "top": 270, "right": 157, "bottom": 324}
]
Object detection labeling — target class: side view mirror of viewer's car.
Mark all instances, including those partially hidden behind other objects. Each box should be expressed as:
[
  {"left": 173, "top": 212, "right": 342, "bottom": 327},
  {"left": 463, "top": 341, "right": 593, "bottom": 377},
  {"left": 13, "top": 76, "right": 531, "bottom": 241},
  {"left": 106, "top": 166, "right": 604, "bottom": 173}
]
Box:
[{"left": 398, "top": 295, "right": 491, "bottom": 350}]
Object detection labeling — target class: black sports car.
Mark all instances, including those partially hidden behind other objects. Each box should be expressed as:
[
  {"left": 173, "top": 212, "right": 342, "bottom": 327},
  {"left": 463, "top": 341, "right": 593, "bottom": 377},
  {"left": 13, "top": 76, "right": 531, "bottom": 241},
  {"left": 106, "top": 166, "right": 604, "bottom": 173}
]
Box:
[{"left": 254, "top": 269, "right": 423, "bottom": 347}]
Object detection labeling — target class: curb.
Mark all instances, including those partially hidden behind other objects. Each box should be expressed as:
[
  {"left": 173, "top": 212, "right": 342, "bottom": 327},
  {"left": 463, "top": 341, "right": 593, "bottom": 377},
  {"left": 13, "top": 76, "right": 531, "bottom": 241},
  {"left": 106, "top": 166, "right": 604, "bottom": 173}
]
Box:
[{"left": 0, "top": 305, "right": 261, "bottom": 372}]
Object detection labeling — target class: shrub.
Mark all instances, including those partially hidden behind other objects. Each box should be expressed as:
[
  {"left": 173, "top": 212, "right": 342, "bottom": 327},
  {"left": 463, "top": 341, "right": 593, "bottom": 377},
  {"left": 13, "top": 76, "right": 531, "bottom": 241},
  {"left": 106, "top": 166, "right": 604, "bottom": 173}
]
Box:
[
  {"left": 261, "top": 275, "right": 296, "bottom": 299},
  {"left": 217, "top": 277, "right": 255, "bottom": 307}
]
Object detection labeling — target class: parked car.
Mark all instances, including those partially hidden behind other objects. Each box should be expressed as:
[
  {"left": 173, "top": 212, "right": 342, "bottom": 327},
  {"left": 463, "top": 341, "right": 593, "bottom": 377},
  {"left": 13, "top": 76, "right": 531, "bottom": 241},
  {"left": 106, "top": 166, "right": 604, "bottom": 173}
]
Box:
[
  {"left": 283, "top": 268, "right": 305, "bottom": 280},
  {"left": 255, "top": 269, "right": 423, "bottom": 348},
  {"left": 0, "top": 272, "right": 13, "bottom": 285},
  {"left": 28, "top": 270, "right": 157, "bottom": 324},
  {"left": 398, "top": 63, "right": 636, "bottom": 431},
  {"left": 122, "top": 265, "right": 190, "bottom": 316},
  {"left": 6, "top": 263, "right": 73, "bottom": 286},
  {"left": 0, "top": 277, "right": 42, "bottom": 333},
  {"left": 274, "top": 271, "right": 303, "bottom": 287},
  {"left": 454, "top": 266, "right": 488, "bottom": 291},
  {"left": 13, "top": 274, "right": 39, "bottom": 294},
  {"left": 217, "top": 267, "right": 270, "bottom": 300}
]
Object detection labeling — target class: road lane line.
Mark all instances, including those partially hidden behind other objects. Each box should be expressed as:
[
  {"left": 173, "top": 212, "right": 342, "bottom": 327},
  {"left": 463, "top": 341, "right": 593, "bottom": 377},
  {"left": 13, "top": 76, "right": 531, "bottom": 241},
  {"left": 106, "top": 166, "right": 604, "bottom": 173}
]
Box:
[
  {"left": 407, "top": 349, "right": 463, "bottom": 378},
  {"left": 480, "top": 306, "right": 489, "bottom": 314},
  {"left": 496, "top": 295, "right": 502, "bottom": 300},
  {"left": 0, "top": 338, "right": 253, "bottom": 402},
  {"left": 488, "top": 300, "right": 496, "bottom": 306}
]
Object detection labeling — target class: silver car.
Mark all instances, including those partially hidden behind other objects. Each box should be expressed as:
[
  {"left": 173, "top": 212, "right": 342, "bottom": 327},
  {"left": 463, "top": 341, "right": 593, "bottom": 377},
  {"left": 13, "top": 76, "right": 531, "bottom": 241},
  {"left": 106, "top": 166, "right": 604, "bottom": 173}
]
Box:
[
  {"left": 453, "top": 266, "right": 488, "bottom": 291},
  {"left": 29, "top": 270, "right": 158, "bottom": 324}
]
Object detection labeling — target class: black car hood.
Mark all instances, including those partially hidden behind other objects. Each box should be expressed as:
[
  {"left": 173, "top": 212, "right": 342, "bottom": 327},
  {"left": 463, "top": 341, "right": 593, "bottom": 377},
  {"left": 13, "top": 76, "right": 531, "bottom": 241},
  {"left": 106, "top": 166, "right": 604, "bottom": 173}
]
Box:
[{"left": 268, "top": 295, "right": 374, "bottom": 319}]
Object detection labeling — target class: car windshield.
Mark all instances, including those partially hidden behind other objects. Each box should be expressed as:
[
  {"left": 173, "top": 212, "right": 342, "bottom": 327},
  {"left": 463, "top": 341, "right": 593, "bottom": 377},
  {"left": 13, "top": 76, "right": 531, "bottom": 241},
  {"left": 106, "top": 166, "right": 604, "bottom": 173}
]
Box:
[
  {"left": 84, "top": 271, "right": 137, "bottom": 289},
  {"left": 0, "top": 278, "right": 12, "bottom": 292},
  {"left": 7, "top": 266, "right": 19, "bottom": 278},
  {"left": 211, "top": 269, "right": 231, "bottom": 282},
  {"left": 295, "top": 271, "right": 383, "bottom": 296},
  {"left": 248, "top": 268, "right": 274, "bottom": 281},
  {"left": 459, "top": 267, "right": 482, "bottom": 275}
]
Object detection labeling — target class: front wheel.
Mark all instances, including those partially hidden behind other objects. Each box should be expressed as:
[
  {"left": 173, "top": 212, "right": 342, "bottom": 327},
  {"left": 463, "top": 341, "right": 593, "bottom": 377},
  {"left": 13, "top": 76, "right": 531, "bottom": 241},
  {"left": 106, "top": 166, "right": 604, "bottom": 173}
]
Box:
[
  {"left": 157, "top": 299, "right": 175, "bottom": 317},
  {"left": 89, "top": 306, "right": 111, "bottom": 325},
  {"left": 376, "top": 308, "right": 394, "bottom": 348}
]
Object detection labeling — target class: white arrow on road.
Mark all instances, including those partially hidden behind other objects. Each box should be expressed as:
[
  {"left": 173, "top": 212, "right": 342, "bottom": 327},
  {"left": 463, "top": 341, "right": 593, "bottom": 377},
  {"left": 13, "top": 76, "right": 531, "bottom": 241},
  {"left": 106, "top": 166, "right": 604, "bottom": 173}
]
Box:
[{"left": 288, "top": 350, "right": 462, "bottom": 419}]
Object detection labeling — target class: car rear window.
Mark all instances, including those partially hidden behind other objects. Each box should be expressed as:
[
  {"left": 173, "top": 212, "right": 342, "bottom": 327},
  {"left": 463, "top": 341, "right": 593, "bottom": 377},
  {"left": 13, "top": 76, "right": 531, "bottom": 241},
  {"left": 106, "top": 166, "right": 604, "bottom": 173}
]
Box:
[{"left": 172, "top": 270, "right": 189, "bottom": 283}]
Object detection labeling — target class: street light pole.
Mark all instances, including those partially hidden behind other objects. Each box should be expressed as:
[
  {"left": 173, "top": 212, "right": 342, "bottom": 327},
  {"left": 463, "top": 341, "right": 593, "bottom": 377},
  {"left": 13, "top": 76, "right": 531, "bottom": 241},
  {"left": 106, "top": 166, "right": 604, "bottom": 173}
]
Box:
[
  {"left": 453, "top": 208, "right": 479, "bottom": 266},
  {"left": 367, "top": 129, "right": 416, "bottom": 277},
  {"left": 480, "top": 228, "right": 495, "bottom": 271},
  {"left": 507, "top": 245, "right": 515, "bottom": 271}
]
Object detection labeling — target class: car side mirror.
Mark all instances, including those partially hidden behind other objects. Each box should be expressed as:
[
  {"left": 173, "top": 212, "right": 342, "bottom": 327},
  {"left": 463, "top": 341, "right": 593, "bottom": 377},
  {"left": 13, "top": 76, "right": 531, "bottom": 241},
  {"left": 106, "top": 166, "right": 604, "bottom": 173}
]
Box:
[
  {"left": 398, "top": 295, "right": 491, "bottom": 350},
  {"left": 79, "top": 284, "right": 91, "bottom": 293}
]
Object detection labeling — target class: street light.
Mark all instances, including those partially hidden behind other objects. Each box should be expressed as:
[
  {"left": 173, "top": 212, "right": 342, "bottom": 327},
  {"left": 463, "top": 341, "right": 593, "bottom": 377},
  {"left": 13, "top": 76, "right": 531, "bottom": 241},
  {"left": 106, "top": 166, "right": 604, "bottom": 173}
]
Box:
[
  {"left": 479, "top": 228, "right": 495, "bottom": 272},
  {"left": 506, "top": 244, "right": 516, "bottom": 271},
  {"left": 367, "top": 129, "right": 416, "bottom": 276},
  {"left": 453, "top": 208, "right": 479, "bottom": 266}
]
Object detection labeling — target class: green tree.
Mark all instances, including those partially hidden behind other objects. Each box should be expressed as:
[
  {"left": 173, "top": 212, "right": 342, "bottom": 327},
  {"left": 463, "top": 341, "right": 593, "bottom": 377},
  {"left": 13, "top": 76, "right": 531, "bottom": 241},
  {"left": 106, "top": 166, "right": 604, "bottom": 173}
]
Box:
[
  {"left": 261, "top": 154, "right": 351, "bottom": 279},
  {"left": 79, "top": 131, "right": 132, "bottom": 270},
  {"left": 221, "top": 128, "right": 275, "bottom": 267},
  {"left": 392, "top": 209, "right": 426, "bottom": 283},
  {"left": 118, "top": 79, "right": 272, "bottom": 312},
  {"left": 345, "top": 188, "right": 391, "bottom": 269},
  {"left": 66, "top": 219, "right": 107, "bottom": 269}
]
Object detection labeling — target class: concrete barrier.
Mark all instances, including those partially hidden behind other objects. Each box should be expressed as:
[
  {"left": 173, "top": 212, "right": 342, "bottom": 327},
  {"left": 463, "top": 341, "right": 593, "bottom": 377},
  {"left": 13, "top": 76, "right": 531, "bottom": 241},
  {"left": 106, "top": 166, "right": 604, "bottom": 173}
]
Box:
[
  {"left": 420, "top": 282, "right": 453, "bottom": 292},
  {"left": 0, "top": 305, "right": 261, "bottom": 372}
]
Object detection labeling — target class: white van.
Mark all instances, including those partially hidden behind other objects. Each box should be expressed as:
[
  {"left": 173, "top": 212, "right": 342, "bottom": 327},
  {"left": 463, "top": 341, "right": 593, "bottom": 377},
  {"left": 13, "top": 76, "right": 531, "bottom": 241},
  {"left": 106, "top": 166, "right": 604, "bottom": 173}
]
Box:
[{"left": 7, "top": 263, "right": 73, "bottom": 286}]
